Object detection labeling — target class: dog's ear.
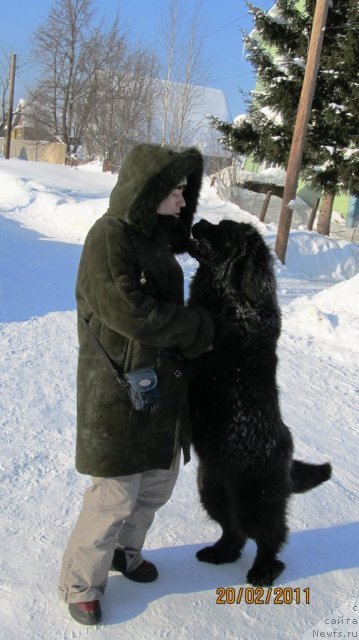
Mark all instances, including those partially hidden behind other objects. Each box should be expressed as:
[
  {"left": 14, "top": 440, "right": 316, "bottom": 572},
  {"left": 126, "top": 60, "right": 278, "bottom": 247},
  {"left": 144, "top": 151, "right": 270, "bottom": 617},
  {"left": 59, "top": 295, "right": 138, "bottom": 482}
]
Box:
[
  {"left": 227, "top": 228, "right": 275, "bottom": 304},
  {"left": 242, "top": 239, "right": 276, "bottom": 303}
]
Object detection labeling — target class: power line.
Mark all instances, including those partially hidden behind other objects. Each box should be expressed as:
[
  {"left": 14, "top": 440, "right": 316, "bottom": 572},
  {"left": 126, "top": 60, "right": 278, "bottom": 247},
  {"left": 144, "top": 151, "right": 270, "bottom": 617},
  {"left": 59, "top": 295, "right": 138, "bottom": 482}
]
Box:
[
  {"left": 324, "top": 24, "right": 359, "bottom": 28},
  {"left": 203, "top": 13, "right": 249, "bottom": 38},
  {"left": 203, "top": 0, "right": 274, "bottom": 39}
]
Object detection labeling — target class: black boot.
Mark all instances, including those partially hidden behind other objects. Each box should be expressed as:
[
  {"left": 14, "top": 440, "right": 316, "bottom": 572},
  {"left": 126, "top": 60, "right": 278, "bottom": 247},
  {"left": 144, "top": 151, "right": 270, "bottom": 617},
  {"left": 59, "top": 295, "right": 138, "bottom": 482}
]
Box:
[{"left": 111, "top": 549, "right": 158, "bottom": 582}]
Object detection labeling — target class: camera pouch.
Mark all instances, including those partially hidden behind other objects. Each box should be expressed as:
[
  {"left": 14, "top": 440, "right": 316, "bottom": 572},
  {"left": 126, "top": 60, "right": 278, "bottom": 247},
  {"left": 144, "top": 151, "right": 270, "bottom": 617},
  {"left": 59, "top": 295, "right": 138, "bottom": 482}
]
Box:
[{"left": 124, "top": 368, "right": 160, "bottom": 412}]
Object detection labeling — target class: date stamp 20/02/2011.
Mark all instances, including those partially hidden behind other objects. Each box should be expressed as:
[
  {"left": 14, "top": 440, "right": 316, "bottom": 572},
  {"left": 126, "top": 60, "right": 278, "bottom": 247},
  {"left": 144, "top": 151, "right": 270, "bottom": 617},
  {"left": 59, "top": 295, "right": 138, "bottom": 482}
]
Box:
[{"left": 216, "top": 586, "right": 310, "bottom": 605}]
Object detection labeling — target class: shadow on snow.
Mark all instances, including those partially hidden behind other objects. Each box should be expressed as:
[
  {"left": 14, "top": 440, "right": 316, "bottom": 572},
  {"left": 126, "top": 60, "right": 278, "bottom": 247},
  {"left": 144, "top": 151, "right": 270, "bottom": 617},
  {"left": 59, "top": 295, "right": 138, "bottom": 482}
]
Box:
[
  {"left": 101, "top": 521, "right": 359, "bottom": 625},
  {"left": 0, "top": 214, "right": 82, "bottom": 323}
]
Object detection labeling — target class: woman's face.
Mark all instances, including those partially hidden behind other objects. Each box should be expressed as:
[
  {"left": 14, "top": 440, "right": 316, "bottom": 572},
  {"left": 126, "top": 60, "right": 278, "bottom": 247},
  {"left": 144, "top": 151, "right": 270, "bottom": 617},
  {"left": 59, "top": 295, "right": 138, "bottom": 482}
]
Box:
[{"left": 157, "top": 187, "right": 186, "bottom": 217}]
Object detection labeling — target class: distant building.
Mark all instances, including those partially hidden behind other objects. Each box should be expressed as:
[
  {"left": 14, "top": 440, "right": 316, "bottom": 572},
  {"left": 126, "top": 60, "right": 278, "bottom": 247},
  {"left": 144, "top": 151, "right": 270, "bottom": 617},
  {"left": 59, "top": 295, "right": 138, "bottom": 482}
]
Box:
[
  {"left": 2, "top": 82, "right": 232, "bottom": 171},
  {"left": 7, "top": 99, "right": 52, "bottom": 142}
]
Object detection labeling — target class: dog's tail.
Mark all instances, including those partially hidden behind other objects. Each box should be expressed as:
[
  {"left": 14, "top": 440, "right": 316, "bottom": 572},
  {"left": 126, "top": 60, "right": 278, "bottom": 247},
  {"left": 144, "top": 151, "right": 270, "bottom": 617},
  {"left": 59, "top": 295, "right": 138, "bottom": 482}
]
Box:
[{"left": 290, "top": 459, "right": 332, "bottom": 494}]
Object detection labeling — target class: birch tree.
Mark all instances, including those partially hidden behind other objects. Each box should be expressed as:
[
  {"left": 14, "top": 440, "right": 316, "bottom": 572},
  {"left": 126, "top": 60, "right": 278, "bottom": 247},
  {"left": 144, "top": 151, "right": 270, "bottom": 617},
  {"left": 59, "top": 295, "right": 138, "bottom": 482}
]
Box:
[{"left": 158, "top": 0, "right": 207, "bottom": 149}]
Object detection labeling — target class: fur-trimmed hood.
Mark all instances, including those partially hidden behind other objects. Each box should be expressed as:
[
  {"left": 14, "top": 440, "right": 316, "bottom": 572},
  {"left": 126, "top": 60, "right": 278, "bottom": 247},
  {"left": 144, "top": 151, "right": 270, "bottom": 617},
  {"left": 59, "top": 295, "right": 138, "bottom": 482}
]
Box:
[{"left": 105, "top": 144, "right": 203, "bottom": 248}]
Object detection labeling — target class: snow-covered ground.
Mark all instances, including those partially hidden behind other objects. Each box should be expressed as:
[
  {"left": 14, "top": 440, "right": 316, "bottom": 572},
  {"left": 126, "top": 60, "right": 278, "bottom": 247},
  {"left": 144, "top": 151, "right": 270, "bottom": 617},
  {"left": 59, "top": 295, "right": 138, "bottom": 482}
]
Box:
[{"left": 0, "top": 158, "right": 358, "bottom": 640}]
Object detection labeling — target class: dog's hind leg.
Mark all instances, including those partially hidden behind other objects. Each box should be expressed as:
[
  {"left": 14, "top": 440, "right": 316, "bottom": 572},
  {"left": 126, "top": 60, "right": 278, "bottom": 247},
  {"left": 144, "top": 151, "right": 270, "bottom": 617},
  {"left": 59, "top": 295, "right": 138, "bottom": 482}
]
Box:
[
  {"left": 196, "top": 468, "right": 246, "bottom": 564},
  {"left": 246, "top": 503, "right": 288, "bottom": 587}
]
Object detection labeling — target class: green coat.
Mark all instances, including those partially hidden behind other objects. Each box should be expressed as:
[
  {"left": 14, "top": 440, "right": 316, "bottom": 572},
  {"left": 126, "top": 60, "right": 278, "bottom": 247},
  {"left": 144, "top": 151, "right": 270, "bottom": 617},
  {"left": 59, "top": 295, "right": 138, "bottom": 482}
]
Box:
[{"left": 75, "top": 144, "right": 214, "bottom": 477}]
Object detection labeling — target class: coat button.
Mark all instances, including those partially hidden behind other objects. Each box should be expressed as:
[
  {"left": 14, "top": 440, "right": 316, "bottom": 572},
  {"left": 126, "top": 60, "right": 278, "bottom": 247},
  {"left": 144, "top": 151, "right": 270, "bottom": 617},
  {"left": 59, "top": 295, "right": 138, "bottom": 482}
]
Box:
[{"left": 173, "top": 368, "right": 182, "bottom": 378}]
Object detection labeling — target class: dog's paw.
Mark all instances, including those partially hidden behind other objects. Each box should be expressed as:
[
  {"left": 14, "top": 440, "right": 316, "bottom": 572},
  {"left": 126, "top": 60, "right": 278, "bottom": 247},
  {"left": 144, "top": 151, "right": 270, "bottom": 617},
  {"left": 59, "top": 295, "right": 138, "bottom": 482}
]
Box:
[
  {"left": 247, "top": 559, "right": 285, "bottom": 586},
  {"left": 196, "top": 544, "right": 241, "bottom": 565}
]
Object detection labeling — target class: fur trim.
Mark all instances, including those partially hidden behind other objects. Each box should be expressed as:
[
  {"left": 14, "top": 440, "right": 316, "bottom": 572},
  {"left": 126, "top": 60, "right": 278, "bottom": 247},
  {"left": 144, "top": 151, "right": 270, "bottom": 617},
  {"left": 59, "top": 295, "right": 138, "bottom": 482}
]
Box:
[{"left": 107, "top": 145, "right": 203, "bottom": 254}]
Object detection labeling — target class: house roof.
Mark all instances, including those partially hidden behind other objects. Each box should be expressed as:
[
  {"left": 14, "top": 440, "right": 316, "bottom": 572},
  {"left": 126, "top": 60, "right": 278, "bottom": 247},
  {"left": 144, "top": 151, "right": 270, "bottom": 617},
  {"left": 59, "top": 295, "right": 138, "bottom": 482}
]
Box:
[{"left": 12, "top": 99, "right": 33, "bottom": 129}]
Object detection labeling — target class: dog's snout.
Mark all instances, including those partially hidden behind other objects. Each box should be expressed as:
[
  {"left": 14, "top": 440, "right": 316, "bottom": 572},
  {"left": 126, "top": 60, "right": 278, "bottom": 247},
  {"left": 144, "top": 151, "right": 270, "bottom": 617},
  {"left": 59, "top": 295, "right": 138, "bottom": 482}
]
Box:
[{"left": 192, "top": 219, "right": 214, "bottom": 238}]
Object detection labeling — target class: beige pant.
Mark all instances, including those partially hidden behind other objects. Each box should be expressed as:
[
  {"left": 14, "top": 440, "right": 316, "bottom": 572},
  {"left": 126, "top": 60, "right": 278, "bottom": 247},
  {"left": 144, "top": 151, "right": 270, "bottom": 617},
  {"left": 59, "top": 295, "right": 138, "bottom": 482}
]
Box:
[{"left": 59, "top": 452, "right": 180, "bottom": 604}]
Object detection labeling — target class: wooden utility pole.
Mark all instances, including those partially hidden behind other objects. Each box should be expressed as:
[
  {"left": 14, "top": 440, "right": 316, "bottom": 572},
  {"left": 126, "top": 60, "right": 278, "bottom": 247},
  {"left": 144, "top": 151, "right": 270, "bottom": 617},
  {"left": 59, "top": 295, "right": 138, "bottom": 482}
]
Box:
[
  {"left": 4, "top": 53, "right": 17, "bottom": 160},
  {"left": 274, "top": 0, "right": 330, "bottom": 264}
]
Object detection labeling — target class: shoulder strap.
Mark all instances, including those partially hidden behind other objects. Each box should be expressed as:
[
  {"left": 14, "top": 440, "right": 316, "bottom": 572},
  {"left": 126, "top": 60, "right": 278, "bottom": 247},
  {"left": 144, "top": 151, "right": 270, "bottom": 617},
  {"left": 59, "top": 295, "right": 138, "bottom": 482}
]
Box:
[{"left": 79, "top": 316, "right": 129, "bottom": 388}]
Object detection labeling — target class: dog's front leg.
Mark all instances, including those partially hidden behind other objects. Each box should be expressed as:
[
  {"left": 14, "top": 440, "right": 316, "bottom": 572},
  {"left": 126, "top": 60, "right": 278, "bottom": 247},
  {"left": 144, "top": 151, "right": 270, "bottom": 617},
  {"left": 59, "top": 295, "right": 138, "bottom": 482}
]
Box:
[{"left": 197, "top": 530, "right": 246, "bottom": 565}]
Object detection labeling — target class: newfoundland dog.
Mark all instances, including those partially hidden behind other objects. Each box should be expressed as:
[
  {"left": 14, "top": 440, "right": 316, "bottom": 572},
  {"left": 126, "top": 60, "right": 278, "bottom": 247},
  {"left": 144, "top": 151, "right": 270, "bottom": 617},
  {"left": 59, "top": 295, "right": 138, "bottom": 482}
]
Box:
[{"left": 187, "top": 218, "right": 331, "bottom": 586}]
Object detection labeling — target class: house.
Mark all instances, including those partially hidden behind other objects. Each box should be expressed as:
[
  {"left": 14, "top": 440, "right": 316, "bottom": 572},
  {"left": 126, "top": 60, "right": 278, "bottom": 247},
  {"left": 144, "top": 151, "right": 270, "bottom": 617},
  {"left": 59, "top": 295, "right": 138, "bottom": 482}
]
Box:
[
  {"left": 0, "top": 99, "right": 66, "bottom": 164},
  {"left": 9, "top": 99, "right": 51, "bottom": 142}
]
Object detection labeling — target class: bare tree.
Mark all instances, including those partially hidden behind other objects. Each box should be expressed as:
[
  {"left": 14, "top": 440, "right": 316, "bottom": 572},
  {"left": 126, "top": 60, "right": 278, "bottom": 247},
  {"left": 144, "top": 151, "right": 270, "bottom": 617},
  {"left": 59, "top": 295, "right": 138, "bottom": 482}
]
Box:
[
  {"left": 160, "top": 0, "right": 177, "bottom": 146},
  {"left": 27, "top": 0, "right": 102, "bottom": 152},
  {"left": 81, "top": 21, "right": 128, "bottom": 163},
  {"left": 22, "top": 0, "right": 208, "bottom": 164},
  {"left": 26, "top": 1, "right": 159, "bottom": 163},
  {"left": 116, "top": 47, "right": 159, "bottom": 153},
  {"left": 83, "top": 38, "right": 159, "bottom": 168},
  {"left": 158, "top": 0, "right": 207, "bottom": 148}
]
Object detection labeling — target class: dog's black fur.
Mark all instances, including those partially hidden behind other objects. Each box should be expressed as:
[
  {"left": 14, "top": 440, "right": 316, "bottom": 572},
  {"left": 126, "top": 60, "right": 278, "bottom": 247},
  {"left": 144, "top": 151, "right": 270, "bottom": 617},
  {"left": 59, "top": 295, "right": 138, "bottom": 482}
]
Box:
[{"left": 186, "top": 219, "right": 332, "bottom": 586}]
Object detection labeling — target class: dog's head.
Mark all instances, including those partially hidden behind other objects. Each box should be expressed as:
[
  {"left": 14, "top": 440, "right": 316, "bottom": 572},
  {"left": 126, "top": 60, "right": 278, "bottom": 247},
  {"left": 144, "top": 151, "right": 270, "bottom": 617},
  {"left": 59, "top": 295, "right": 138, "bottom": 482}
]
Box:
[{"left": 188, "top": 219, "right": 277, "bottom": 306}]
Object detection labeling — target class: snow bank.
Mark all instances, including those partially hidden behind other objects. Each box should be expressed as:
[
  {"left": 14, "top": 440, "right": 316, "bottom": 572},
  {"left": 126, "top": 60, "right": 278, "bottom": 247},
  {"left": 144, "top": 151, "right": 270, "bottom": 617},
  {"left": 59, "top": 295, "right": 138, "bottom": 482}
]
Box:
[
  {"left": 284, "top": 274, "right": 359, "bottom": 363},
  {"left": 0, "top": 159, "right": 116, "bottom": 244},
  {"left": 273, "top": 230, "right": 359, "bottom": 281}
]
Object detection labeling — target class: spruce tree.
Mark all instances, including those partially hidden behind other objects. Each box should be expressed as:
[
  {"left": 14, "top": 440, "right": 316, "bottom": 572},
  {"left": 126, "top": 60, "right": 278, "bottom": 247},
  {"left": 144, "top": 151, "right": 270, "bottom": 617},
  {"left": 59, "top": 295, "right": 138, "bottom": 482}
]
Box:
[{"left": 211, "top": 0, "right": 359, "bottom": 235}]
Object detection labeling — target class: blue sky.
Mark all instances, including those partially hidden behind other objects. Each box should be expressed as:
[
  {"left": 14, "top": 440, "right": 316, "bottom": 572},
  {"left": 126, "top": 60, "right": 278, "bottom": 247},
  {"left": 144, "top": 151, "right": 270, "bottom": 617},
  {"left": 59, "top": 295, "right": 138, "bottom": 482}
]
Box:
[{"left": 3, "top": 0, "right": 274, "bottom": 120}]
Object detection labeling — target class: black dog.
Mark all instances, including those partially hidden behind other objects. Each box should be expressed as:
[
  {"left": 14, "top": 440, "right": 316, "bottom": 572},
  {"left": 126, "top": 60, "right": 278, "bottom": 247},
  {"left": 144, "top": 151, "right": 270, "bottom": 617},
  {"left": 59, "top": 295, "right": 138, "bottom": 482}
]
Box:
[{"left": 187, "top": 219, "right": 332, "bottom": 587}]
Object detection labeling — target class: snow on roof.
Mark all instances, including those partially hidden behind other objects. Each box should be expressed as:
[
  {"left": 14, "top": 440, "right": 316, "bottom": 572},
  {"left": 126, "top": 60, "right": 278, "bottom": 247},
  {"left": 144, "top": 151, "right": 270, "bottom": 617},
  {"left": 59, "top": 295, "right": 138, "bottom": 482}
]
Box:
[
  {"left": 234, "top": 113, "right": 246, "bottom": 125},
  {"left": 267, "top": 3, "right": 287, "bottom": 24},
  {"left": 12, "top": 99, "right": 34, "bottom": 129},
  {"left": 248, "top": 2, "right": 288, "bottom": 40}
]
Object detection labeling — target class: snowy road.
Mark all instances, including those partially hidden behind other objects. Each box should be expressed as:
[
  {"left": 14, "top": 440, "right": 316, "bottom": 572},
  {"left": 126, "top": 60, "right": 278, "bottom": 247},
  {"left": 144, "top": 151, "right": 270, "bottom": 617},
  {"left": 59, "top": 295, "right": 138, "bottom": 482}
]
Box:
[
  {"left": 0, "top": 308, "right": 357, "bottom": 640},
  {"left": 0, "top": 159, "right": 358, "bottom": 639}
]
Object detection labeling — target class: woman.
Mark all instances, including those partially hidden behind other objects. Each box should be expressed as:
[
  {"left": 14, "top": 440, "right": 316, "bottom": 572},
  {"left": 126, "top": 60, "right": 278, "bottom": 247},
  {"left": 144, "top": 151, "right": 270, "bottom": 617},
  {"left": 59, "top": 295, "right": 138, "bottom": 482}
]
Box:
[{"left": 58, "top": 143, "right": 214, "bottom": 625}]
